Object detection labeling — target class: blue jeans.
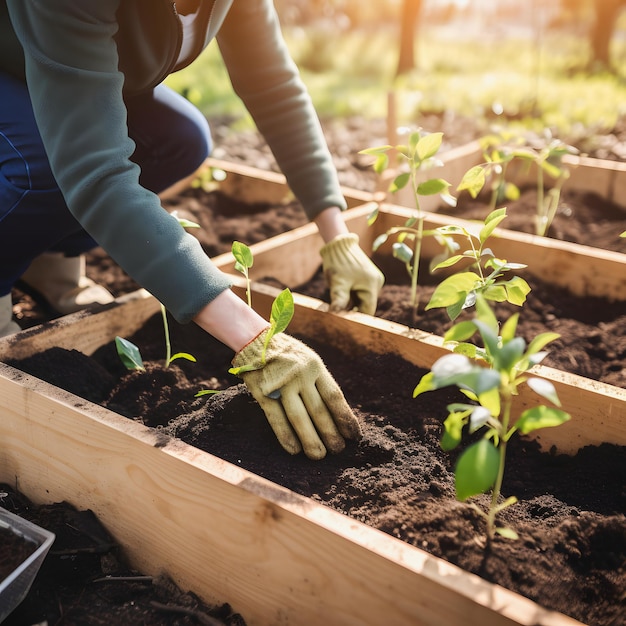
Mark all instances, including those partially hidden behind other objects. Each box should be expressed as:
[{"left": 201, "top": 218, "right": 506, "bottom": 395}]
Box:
[{"left": 0, "top": 72, "right": 212, "bottom": 296}]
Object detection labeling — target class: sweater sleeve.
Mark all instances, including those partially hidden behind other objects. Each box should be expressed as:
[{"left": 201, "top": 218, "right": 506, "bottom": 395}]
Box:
[
  {"left": 6, "top": 0, "right": 232, "bottom": 324},
  {"left": 216, "top": 0, "right": 347, "bottom": 219}
]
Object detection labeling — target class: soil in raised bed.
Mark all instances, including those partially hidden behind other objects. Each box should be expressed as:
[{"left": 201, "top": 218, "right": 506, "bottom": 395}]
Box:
[
  {"left": 276, "top": 261, "right": 626, "bottom": 388},
  {"left": 0, "top": 485, "right": 246, "bottom": 625},
  {"left": 6, "top": 312, "right": 626, "bottom": 626}
]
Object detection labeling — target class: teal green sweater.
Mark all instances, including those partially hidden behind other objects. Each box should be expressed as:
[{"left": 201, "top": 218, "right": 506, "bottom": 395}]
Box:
[{"left": 2, "top": 0, "right": 346, "bottom": 323}]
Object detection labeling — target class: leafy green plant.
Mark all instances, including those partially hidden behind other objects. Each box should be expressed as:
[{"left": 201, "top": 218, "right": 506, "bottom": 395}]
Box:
[
  {"left": 458, "top": 130, "right": 577, "bottom": 237},
  {"left": 115, "top": 213, "right": 201, "bottom": 370},
  {"left": 359, "top": 129, "right": 456, "bottom": 320},
  {"left": 414, "top": 295, "right": 571, "bottom": 539},
  {"left": 426, "top": 207, "right": 531, "bottom": 320}
]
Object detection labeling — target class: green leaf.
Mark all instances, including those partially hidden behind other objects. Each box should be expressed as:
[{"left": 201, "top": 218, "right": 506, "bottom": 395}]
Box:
[
  {"left": 515, "top": 406, "right": 571, "bottom": 435},
  {"left": 441, "top": 411, "right": 467, "bottom": 451},
  {"left": 392, "top": 242, "right": 413, "bottom": 263},
  {"left": 232, "top": 241, "right": 253, "bottom": 270},
  {"left": 175, "top": 217, "right": 201, "bottom": 229},
  {"left": 493, "top": 336, "right": 526, "bottom": 373},
  {"left": 455, "top": 439, "right": 500, "bottom": 501},
  {"left": 195, "top": 389, "right": 221, "bottom": 397},
  {"left": 426, "top": 272, "right": 477, "bottom": 310},
  {"left": 479, "top": 208, "right": 507, "bottom": 244},
  {"left": 389, "top": 172, "right": 410, "bottom": 192},
  {"left": 416, "top": 178, "right": 450, "bottom": 196},
  {"left": 499, "top": 313, "right": 519, "bottom": 343},
  {"left": 413, "top": 371, "right": 435, "bottom": 397},
  {"left": 359, "top": 145, "right": 393, "bottom": 156},
  {"left": 504, "top": 276, "right": 531, "bottom": 306},
  {"left": 270, "top": 289, "right": 294, "bottom": 335},
  {"left": 374, "top": 153, "right": 389, "bottom": 175},
  {"left": 444, "top": 320, "right": 478, "bottom": 343},
  {"left": 372, "top": 233, "right": 389, "bottom": 252},
  {"left": 169, "top": 352, "right": 197, "bottom": 364},
  {"left": 495, "top": 526, "right": 519, "bottom": 540},
  {"left": 366, "top": 205, "right": 379, "bottom": 226},
  {"left": 526, "top": 377, "right": 561, "bottom": 405},
  {"left": 416, "top": 132, "right": 443, "bottom": 161},
  {"left": 457, "top": 165, "right": 486, "bottom": 198},
  {"left": 525, "top": 331, "right": 560, "bottom": 357},
  {"left": 115, "top": 336, "right": 145, "bottom": 371}
]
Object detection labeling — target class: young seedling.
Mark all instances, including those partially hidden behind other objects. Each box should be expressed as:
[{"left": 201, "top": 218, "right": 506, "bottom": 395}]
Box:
[
  {"left": 115, "top": 213, "right": 200, "bottom": 370},
  {"left": 458, "top": 130, "right": 577, "bottom": 238},
  {"left": 360, "top": 129, "right": 456, "bottom": 321},
  {"left": 232, "top": 240, "right": 254, "bottom": 307},
  {"left": 414, "top": 295, "right": 571, "bottom": 540},
  {"left": 228, "top": 287, "right": 294, "bottom": 377},
  {"left": 425, "top": 207, "right": 531, "bottom": 320}
]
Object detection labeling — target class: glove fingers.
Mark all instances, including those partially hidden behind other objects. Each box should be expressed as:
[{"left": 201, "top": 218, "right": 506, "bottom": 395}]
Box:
[
  {"left": 281, "top": 389, "right": 327, "bottom": 460},
  {"left": 255, "top": 395, "right": 303, "bottom": 456},
  {"left": 300, "top": 386, "right": 346, "bottom": 455},
  {"left": 352, "top": 287, "right": 378, "bottom": 316},
  {"left": 325, "top": 273, "right": 352, "bottom": 312},
  {"left": 316, "top": 372, "right": 362, "bottom": 441}
]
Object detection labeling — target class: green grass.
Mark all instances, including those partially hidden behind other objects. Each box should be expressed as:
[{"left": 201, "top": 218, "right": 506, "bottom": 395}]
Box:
[{"left": 165, "top": 27, "right": 626, "bottom": 135}]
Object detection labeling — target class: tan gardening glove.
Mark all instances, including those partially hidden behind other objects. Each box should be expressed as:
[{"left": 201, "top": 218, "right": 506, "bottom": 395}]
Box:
[
  {"left": 231, "top": 329, "right": 362, "bottom": 460},
  {"left": 320, "top": 233, "right": 384, "bottom": 315}
]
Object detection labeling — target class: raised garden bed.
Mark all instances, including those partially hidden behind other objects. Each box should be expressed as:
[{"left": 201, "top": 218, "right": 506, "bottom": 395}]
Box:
[
  {"left": 1, "top": 282, "right": 625, "bottom": 625},
  {"left": 2, "top": 151, "right": 625, "bottom": 625}
]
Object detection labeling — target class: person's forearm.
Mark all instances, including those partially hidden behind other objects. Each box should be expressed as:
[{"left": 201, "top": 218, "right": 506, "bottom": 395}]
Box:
[
  {"left": 313, "top": 206, "right": 349, "bottom": 243},
  {"left": 193, "top": 288, "right": 269, "bottom": 353}
]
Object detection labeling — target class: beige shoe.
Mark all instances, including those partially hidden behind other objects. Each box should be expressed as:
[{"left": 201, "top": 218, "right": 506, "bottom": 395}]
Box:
[
  {"left": 0, "top": 294, "right": 21, "bottom": 337},
  {"left": 20, "top": 252, "right": 115, "bottom": 315}
]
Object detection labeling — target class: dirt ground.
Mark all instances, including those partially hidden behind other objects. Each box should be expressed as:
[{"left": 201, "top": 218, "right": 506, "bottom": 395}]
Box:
[{"left": 4, "top": 113, "right": 626, "bottom": 625}]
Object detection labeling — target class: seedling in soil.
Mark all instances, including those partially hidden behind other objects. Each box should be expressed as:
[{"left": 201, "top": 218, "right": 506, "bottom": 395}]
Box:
[
  {"left": 414, "top": 295, "right": 571, "bottom": 540},
  {"left": 360, "top": 129, "right": 456, "bottom": 321},
  {"left": 115, "top": 213, "right": 200, "bottom": 370},
  {"left": 458, "top": 129, "right": 577, "bottom": 237},
  {"left": 232, "top": 240, "right": 254, "bottom": 307},
  {"left": 425, "top": 207, "right": 531, "bottom": 320}
]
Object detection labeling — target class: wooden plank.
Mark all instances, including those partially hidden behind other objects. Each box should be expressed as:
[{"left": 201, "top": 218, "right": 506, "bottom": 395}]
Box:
[
  {"left": 231, "top": 202, "right": 626, "bottom": 301},
  {"left": 160, "top": 157, "right": 373, "bottom": 208}
]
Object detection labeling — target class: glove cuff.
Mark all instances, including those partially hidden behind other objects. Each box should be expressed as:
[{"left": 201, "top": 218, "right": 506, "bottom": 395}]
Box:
[
  {"left": 232, "top": 327, "right": 270, "bottom": 369},
  {"left": 319, "top": 233, "right": 360, "bottom": 264}
]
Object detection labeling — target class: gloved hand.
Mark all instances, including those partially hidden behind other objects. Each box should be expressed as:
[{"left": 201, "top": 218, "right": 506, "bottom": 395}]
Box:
[
  {"left": 320, "top": 233, "right": 384, "bottom": 316},
  {"left": 231, "top": 329, "right": 362, "bottom": 460}
]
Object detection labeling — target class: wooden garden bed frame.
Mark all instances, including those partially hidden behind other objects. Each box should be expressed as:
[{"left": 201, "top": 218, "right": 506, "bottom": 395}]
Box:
[
  {"left": 1, "top": 151, "right": 624, "bottom": 625},
  {"left": 1, "top": 280, "right": 614, "bottom": 626}
]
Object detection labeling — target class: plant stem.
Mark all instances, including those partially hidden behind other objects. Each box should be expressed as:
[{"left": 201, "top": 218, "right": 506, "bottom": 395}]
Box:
[
  {"left": 410, "top": 170, "right": 424, "bottom": 321},
  {"left": 487, "top": 390, "right": 512, "bottom": 537},
  {"left": 536, "top": 165, "right": 545, "bottom": 236},
  {"left": 161, "top": 303, "right": 172, "bottom": 367}
]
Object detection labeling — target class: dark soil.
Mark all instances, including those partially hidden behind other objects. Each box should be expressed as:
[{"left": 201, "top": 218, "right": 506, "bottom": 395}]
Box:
[
  {"left": 6, "top": 311, "right": 626, "bottom": 626},
  {"left": 0, "top": 486, "right": 245, "bottom": 626},
  {"left": 4, "top": 113, "right": 626, "bottom": 625}
]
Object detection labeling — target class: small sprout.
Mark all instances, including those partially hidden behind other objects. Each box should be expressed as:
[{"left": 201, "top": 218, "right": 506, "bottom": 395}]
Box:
[
  {"left": 229, "top": 288, "right": 295, "bottom": 376},
  {"left": 232, "top": 241, "right": 254, "bottom": 307},
  {"left": 115, "top": 336, "right": 145, "bottom": 371}
]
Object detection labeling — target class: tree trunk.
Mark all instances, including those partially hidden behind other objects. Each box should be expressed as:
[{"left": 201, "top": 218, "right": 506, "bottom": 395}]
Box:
[
  {"left": 589, "top": 0, "right": 624, "bottom": 67},
  {"left": 395, "top": 0, "right": 422, "bottom": 77}
]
